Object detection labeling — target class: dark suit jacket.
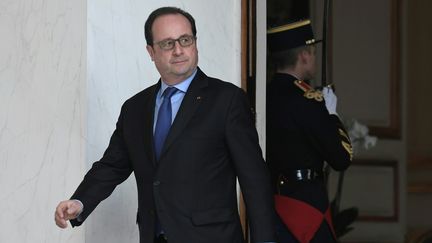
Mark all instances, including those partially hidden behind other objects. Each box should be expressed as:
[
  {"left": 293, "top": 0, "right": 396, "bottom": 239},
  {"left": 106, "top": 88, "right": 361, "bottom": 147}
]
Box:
[{"left": 70, "top": 68, "right": 275, "bottom": 243}]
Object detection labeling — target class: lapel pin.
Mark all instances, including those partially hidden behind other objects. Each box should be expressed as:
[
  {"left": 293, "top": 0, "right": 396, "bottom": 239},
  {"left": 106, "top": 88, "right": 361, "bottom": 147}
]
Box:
[{"left": 196, "top": 96, "right": 202, "bottom": 100}]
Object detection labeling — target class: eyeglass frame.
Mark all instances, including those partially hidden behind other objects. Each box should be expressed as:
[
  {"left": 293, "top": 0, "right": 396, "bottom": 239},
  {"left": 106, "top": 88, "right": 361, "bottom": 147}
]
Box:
[{"left": 153, "top": 35, "right": 197, "bottom": 51}]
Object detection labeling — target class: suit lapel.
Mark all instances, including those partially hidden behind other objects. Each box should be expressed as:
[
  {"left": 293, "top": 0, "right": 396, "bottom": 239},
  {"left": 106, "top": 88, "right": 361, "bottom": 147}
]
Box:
[
  {"left": 141, "top": 83, "right": 160, "bottom": 166},
  {"left": 159, "top": 69, "right": 208, "bottom": 161}
]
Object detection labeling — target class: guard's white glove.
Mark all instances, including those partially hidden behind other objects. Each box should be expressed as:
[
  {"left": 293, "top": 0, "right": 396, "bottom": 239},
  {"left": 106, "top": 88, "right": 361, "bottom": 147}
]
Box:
[{"left": 322, "top": 87, "right": 338, "bottom": 115}]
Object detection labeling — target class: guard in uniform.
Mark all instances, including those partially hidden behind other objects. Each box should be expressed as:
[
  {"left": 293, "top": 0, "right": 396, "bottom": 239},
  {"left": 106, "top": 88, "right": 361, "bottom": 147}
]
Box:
[{"left": 266, "top": 19, "right": 353, "bottom": 243}]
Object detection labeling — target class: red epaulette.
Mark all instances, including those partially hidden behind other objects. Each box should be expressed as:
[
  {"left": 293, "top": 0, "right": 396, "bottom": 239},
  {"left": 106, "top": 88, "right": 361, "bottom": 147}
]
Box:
[{"left": 294, "top": 80, "right": 323, "bottom": 102}]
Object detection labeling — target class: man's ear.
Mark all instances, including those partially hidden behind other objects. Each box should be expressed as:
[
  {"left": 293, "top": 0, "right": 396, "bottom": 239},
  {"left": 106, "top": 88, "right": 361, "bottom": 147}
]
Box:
[
  {"left": 298, "top": 50, "right": 308, "bottom": 65},
  {"left": 146, "top": 45, "right": 155, "bottom": 61}
]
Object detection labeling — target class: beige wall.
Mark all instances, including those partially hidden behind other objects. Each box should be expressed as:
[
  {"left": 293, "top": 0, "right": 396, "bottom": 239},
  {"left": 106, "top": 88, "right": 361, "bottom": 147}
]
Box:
[
  {"left": 310, "top": 0, "right": 407, "bottom": 242},
  {"left": 310, "top": 0, "right": 432, "bottom": 241},
  {"left": 265, "top": 0, "right": 409, "bottom": 241}
]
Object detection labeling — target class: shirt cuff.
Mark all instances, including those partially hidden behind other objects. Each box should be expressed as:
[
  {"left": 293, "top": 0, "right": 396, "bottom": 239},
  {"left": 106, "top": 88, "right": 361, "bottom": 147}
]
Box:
[{"left": 71, "top": 199, "right": 84, "bottom": 222}]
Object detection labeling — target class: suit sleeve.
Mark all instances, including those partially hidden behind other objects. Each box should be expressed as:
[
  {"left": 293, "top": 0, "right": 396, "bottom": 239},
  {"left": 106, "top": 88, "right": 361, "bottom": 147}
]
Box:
[
  {"left": 294, "top": 98, "right": 352, "bottom": 171},
  {"left": 70, "top": 103, "right": 133, "bottom": 226},
  {"left": 224, "top": 88, "right": 276, "bottom": 243}
]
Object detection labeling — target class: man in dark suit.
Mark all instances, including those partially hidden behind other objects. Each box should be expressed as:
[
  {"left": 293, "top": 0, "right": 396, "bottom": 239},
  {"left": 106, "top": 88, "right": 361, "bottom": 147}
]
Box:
[
  {"left": 266, "top": 19, "right": 353, "bottom": 243},
  {"left": 54, "top": 6, "right": 276, "bottom": 243}
]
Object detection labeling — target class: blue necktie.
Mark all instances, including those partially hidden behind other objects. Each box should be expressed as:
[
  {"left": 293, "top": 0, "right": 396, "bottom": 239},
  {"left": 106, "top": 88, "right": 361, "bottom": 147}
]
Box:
[
  {"left": 154, "top": 87, "right": 178, "bottom": 161},
  {"left": 154, "top": 87, "right": 177, "bottom": 238}
]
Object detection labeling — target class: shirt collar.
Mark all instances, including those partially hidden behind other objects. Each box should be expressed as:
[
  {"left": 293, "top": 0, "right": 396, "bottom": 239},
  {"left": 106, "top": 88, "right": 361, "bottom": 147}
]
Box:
[{"left": 159, "top": 68, "right": 197, "bottom": 95}]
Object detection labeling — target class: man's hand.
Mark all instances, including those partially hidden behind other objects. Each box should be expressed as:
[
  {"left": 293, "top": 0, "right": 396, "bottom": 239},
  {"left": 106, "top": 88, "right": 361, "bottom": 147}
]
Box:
[
  {"left": 322, "top": 86, "right": 338, "bottom": 115},
  {"left": 54, "top": 200, "right": 83, "bottom": 228}
]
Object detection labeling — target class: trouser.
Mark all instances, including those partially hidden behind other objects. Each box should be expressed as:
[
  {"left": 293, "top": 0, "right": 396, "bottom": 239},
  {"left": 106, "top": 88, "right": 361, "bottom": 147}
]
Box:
[
  {"left": 276, "top": 214, "right": 336, "bottom": 243},
  {"left": 274, "top": 195, "right": 337, "bottom": 243}
]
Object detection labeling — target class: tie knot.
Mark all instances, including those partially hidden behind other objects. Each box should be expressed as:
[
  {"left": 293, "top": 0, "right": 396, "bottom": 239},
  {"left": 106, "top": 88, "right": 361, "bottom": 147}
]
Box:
[{"left": 163, "top": 87, "right": 178, "bottom": 99}]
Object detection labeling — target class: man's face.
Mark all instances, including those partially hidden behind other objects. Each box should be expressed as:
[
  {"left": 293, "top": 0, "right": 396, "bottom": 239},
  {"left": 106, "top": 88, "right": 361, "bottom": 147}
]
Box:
[
  {"left": 146, "top": 14, "right": 198, "bottom": 85},
  {"left": 303, "top": 45, "right": 317, "bottom": 80}
]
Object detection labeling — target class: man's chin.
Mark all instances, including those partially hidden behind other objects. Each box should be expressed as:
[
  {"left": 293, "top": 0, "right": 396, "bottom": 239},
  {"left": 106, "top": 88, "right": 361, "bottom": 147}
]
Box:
[{"left": 172, "top": 67, "right": 194, "bottom": 77}]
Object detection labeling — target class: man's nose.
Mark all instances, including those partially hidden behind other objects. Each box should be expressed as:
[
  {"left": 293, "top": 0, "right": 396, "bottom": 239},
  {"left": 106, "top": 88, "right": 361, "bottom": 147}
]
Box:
[{"left": 172, "top": 41, "right": 184, "bottom": 55}]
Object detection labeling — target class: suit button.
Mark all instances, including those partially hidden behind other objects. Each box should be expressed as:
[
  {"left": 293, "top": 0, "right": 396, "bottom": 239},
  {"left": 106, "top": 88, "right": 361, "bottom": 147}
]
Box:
[
  {"left": 149, "top": 210, "right": 155, "bottom": 215},
  {"left": 153, "top": 181, "right": 160, "bottom": 186}
]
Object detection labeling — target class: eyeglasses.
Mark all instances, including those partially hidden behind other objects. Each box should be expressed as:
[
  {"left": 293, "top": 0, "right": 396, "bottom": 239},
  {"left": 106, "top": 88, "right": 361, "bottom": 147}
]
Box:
[{"left": 154, "top": 35, "right": 196, "bottom": 51}]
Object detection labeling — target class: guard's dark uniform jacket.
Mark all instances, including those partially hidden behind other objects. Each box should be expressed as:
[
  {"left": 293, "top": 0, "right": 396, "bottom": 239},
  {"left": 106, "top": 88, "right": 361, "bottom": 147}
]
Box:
[{"left": 266, "top": 73, "right": 353, "bottom": 243}]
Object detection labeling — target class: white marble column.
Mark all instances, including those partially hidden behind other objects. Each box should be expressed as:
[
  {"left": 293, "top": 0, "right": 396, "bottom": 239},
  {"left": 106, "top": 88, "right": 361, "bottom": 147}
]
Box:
[{"left": 0, "top": 0, "right": 86, "bottom": 242}]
